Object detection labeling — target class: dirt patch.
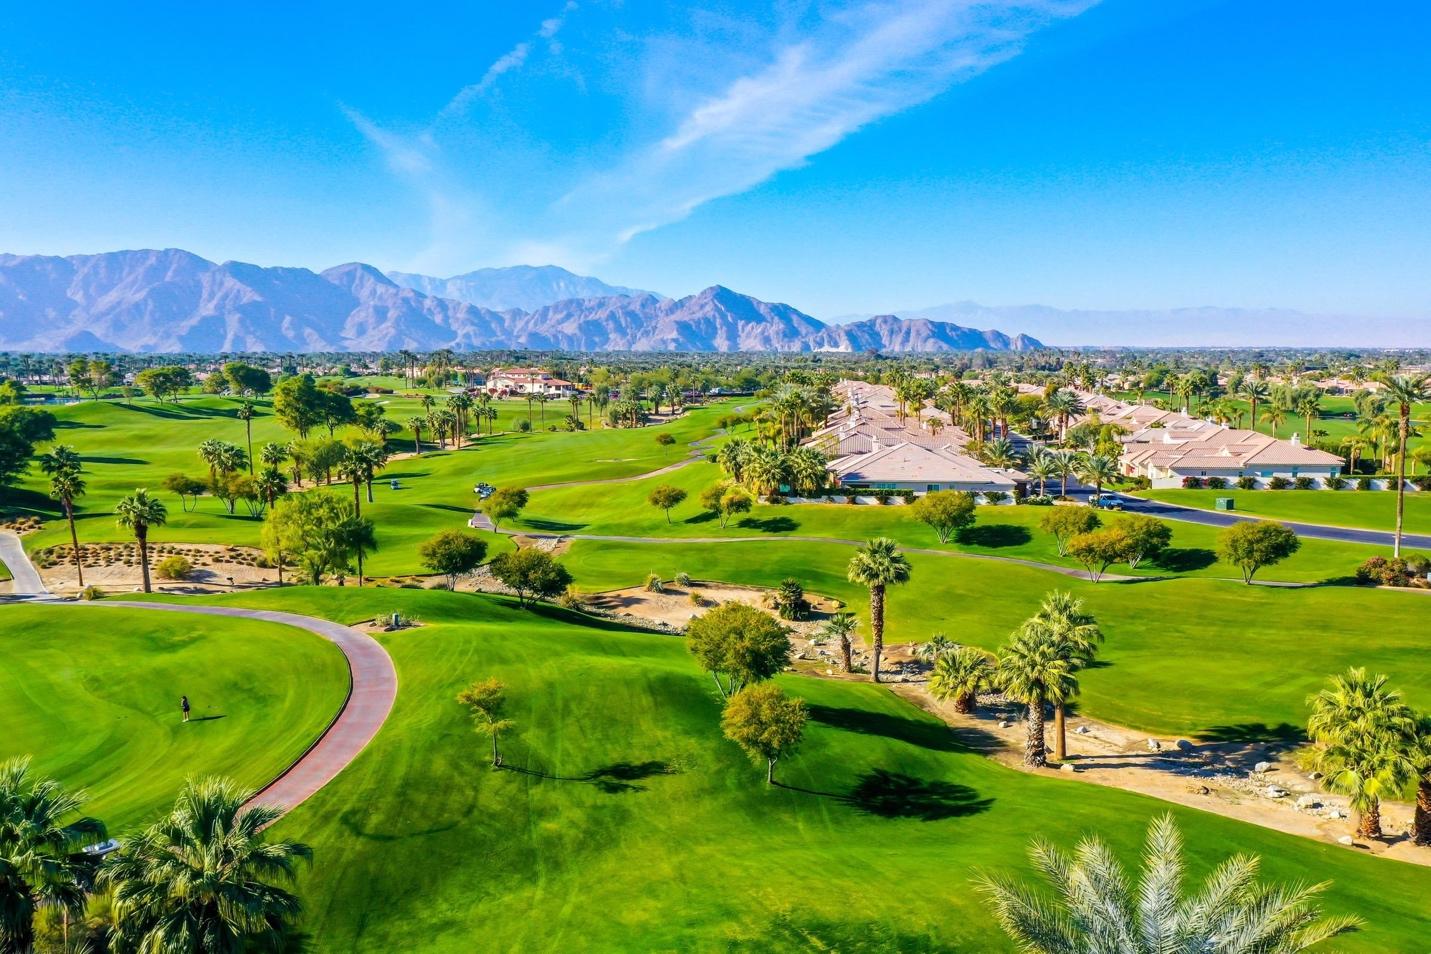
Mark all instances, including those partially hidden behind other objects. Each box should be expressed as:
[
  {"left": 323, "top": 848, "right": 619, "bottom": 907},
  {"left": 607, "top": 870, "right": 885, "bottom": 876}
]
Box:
[
  {"left": 35, "top": 542, "right": 277, "bottom": 595},
  {"left": 580, "top": 581, "right": 843, "bottom": 634}
]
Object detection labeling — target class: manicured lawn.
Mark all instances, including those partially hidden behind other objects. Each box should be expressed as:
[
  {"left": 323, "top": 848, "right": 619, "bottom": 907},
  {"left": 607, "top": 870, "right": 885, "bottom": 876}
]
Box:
[
  {"left": 138, "top": 588, "right": 1431, "bottom": 952},
  {"left": 561, "top": 538, "right": 1431, "bottom": 737},
  {"left": 0, "top": 558, "right": 10, "bottom": 581},
  {"left": 1144, "top": 488, "right": 1431, "bottom": 538},
  {"left": 0, "top": 604, "right": 349, "bottom": 829},
  {"left": 517, "top": 461, "right": 1385, "bottom": 583}
]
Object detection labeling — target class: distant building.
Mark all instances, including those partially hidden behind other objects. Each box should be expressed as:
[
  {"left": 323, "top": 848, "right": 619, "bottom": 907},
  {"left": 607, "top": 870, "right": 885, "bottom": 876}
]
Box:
[{"left": 484, "top": 367, "right": 578, "bottom": 397}]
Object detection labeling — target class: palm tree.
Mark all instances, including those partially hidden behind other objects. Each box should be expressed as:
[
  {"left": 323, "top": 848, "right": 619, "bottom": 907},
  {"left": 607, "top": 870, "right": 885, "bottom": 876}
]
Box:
[
  {"left": 1264, "top": 403, "right": 1286, "bottom": 435},
  {"left": 819, "top": 612, "right": 858, "bottom": 673},
  {"left": 1075, "top": 452, "right": 1119, "bottom": 501},
  {"left": 40, "top": 446, "right": 87, "bottom": 587},
  {"left": 338, "top": 450, "right": 366, "bottom": 514},
  {"left": 1050, "top": 449, "right": 1078, "bottom": 498},
  {"left": 1239, "top": 378, "right": 1270, "bottom": 430},
  {"left": 927, "top": 647, "right": 992, "bottom": 714},
  {"left": 1413, "top": 715, "right": 1431, "bottom": 847},
  {"left": 997, "top": 627, "right": 1077, "bottom": 767},
  {"left": 1022, "top": 591, "right": 1102, "bottom": 761},
  {"left": 0, "top": 757, "right": 104, "bottom": 953},
  {"left": 340, "top": 511, "right": 378, "bottom": 587},
  {"left": 1306, "top": 668, "right": 1417, "bottom": 838},
  {"left": 1376, "top": 373, "right": 1431, "bottom": 556},
  {"left": 115, "top": 489, "right": 168, "bottom": 593},
  {"left": 405, "top": 416, "right": 426, "bottom": 454},
  {"left": 978, "top": 814, "right": 1360, "bottom": 952},
  {"left": 101, "top": 777, "right": 311, "bottom": 954},
  {"left": 846, "top": 538, "right": 912, "bottom": 683},
  {"left": 982, "top": 436, "right": 1018, "bottom": 469},
  {"left": 1295, "top": 391, "right": 1322, "bottom": 441},
  {"left": 235, "top": 400, "right": 256, "bottom": 473},
  {"left": 259, "top": 441, "right": 287, "bottom": 471},
  {"left": 197, "top": 437, "right": 225, "bottom": 486},
  {"left": 1026, "top": 451, "right": 1058, "bottom": 497}
]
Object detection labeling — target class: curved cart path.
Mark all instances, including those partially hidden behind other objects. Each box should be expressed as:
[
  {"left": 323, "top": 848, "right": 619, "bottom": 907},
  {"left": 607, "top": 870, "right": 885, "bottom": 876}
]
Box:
[
  {"left": 0, "top": 530, "right": 48, "bottom": 596},
  {"left": 94, "top": 601, "right": 397, "bottom": 817}
]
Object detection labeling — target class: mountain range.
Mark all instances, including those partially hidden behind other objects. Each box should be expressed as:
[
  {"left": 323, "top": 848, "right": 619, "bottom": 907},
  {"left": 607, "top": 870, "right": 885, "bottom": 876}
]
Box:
[{"left": 0, "top": 250, "right": 1043, "bottom": 354}]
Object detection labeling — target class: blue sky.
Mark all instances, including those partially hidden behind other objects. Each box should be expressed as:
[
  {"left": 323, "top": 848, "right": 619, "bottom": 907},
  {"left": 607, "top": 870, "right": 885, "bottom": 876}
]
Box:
[{"left": 1, "top": 0, "right": 1428, "bottom": 323}]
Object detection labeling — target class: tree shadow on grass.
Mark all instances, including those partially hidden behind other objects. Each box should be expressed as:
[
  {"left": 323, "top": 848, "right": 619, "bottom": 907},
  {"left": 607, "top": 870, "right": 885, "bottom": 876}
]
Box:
[
  {"left": 502, "top": 759, "right": 677, "bottom": 793},
  {"left": 52, "top": 419, "right": 104, "bottom": 429},
  {"left": 955, "top": 524, "right": 1030, "bottom": 548},
  {"left": 735, "top": 515, "right": 799, "bottom": 534},
  {"left": 1194, "top": 722, "right": 1306, "bottom": 745},
  {"left": 1153, "top": 547, "right": 1217, "bottom": 573},
  {"left": 806, "top": 704, "right": 962, "bottom": 753},
  {"left": 683, "top": 511, "right": 720, "bottom": 525},
  {"left": 777, "top": 769, "right": 992, "bottom": 821},
  {"left": 80, "top": 455, "right": 148, "bottom": 465},
  {"left": 420, "top": 503, "right": 483, "bottom": 515},
  {"left": 521, "top": 518, "right": 587, "bottom": 533}
]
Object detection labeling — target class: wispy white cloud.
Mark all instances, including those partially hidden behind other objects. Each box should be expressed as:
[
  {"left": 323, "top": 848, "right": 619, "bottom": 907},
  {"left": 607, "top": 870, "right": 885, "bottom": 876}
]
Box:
[
  {"left": 440, "top": 2, "right": 579, "bottom": 118},
  {"left": 340, "top": 104, "right": 434, "bottom": 175}
]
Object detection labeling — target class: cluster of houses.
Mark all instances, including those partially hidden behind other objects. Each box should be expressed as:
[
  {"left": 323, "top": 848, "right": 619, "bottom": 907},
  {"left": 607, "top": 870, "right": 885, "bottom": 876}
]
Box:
[
  {"left": 803, "top": 380, "right": 1347, "bottom": 498},
  {"left": 480, "top": 367, "right": 580, "bottom": 397}
]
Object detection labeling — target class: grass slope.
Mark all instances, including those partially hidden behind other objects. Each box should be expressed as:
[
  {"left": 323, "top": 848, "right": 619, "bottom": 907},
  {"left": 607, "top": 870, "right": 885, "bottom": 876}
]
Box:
[
  {"left": 0, "top": 604, "right": 350, "bottom": 829},
  {"left": 562, "top": 539, "right": 1431, "bottom": 737},
  {"left": 141, "top": 588, "right": 1431, "bottom": 952},
  {"left": 1144, "top": 488, "right": 1431, "bottom": 538}
]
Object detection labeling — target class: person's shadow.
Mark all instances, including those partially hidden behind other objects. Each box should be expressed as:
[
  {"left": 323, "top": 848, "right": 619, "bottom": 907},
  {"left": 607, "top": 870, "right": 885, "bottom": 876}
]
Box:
[{"left": 188, "top": 715, "right": 227, "bottom": 723}]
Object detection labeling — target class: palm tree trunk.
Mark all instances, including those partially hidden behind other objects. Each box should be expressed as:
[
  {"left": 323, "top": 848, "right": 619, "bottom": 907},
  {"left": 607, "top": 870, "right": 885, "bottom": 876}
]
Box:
[
  {"left": 245, "top": 420, "right": 254, "bottom": 474},
  {"left": 1054, "top": 702, "right": 1067, "bottom": 762},
  {"left": 137, "top": 529, "right": 152, "bottom": 593},
  {"left": 356, "top": 548, "right": 364, "bottom": 587},
  {"left": 1413, "top": 775, "right": 1431, "bottom": 847},
  {"left": 1025, "top": 698, "right": 1046, "bottom": 767},
  {"left": 840, "top": 636, "right": 852, "bottom": 673},
  {"left": 65, "top": 499, "right": 84, "bottom": 587},
  {"left": 954, "top": 693, "right": 974, "bottom": 714},
  {"left": 1356, "top": 800, "right": 1382, "bottom": 839},
  {"left": 1394, "top": 413, "right": 1409, "bottom": 557},
  {"left": 869, "top": 584, "right": 885, "bottom": 683}
]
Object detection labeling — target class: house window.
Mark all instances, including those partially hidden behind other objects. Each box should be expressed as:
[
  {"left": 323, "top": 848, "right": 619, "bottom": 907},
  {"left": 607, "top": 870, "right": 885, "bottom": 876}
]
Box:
[{"left": 926, "top": 484, "right": 939, "bottom": 492}]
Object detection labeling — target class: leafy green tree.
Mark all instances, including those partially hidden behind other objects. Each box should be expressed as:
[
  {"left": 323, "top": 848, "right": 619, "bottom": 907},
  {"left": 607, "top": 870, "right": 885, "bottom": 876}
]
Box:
[
  {"left": 272, "top": 373, "right": 324, "bottom": 438},
  {"left": 1306, "top": 668, "right": 1418, "bottom": 839},
  {"left": 457, "top": 679, "right": 514, "bottom": 767},
  {"left": 0, "top": 757, "right": 103, "bottom": 953},
  {"left": 134, "top": 366, "right": 192, "bottom": 403},
  {"left": 1111, "top": 513, "right": 1171, "bottom": 569},
  {"left": 686, "top": 602, "right": 791, "bottom": 697},
  {"left": 484, "top": 487, "right": 529, "bottom": 528},
  {"left": 1039, "top": 507, "right": 1100, "bottom": 557},
  {"left": 420, "top": 530, "right": 488, "bottom": 590},
  {"left": 721, "top": 684, "right": 808, "bottom": 784},
  {"left": 928, "top": 647, "right": 993, "bottom": 714},
  {"left": 1217, "top": 520, "right": 1301, "bottom": 583},
  {"left": 489, "top": 548, "right": 572, "bottom": 607},
  {"left": 978, "top": 814, "right": 1360, "bottom": 953},
  {"left": 262, "top": 492, "right": 364, "bottom": 586},
  {"left": 716, "top": 485, "right": 753, "bottom": 528},
  {"left": 846, "top": 537, "right": 912, "bottom": 683},
  {"left": 319, "top": 389, "right": 356, "bottom": 436},
  {"left": 40, "top": 445, "right": 87, "bottom": 587},
  {"left": 116, "top": 489, "right": 168, "bottom": 593},
  {"left": 647, "top": 484, "right": 687, "bottom": 524},
  {"left": 162, "top": 473, "right": 207, "bottom": 512},
  {"left": 0, "top": 406, "right": 56, "bottom": 485},
  {"left": 1065, "top": 527, "right": 1128, "bottom": 582},
  {"left": 818, "top": 611, "right": 858, "bottom": 673},
  {"left": 222, "top": 361, "right": 272, "bottom": 396},
  {"left": 101, "top": 777, "right": 311, "bottom": 953},
  {"left": 908, "top": 490, "right": 976, "bottom": 544}
]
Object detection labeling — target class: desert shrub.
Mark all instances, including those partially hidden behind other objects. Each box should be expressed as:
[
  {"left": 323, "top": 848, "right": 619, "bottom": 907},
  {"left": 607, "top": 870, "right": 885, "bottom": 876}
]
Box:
[
  {"left": 1236, "top": 476, "right": 1256, "bottom": 490},
  {"left": 1293, "top": 476, "right": 1315, "bottom": 490},
  {"left": 79, "top": 585, "right": 104, "bottom": 601},
  {"left": 1127, "top": 476, "right": 1152, "bottom": 490},
  {"left": 1356, "top": 476, "right": 1373, "bottom": 491},
  {"left": 675, "top": 572, "right": 693, "bottom": 587},
  {"left": 773, "top": 577, "right": 810, "bottom": 620},
  {"left": 1405, "top": 553, "right": 1431, "bottom": 577},
  {"left": 1181, "top": 476, "right": 1204, "bottom": 489},
  {"left": 1325, "top": 475, "right": 1346, "bottom": 490},
  {"left": 515, "top": 419, "right": 533, "bottom": 433},
  {"left": 155, "top": 555, "right": 193, "bottom": 580},
  {"left": 557, "top": 587, "right": 583, "bottom": 609},
  {"left": 843, "top": 494, "right": 857, "bottom": 504},
  {"left": 1413, "top": 475, "right": 1431, "bottom": 492},
  {"left": 645, "top": 573, "right": 664, "bottom": 593},
  {"left": 688, "top": 591, "right": 708, "bottom": 607},
  {"left": 898, "top": 489, "right": 916, "bottom": 503},
  {"left": 767, "top": 494, "right": 787, "bottom": 505},
  {"left": 1206, "top": 477, "right": 1228, "bottom": 490},
  {"left": 1267, "top": 476, "right": 1290, "bottom": 490}
]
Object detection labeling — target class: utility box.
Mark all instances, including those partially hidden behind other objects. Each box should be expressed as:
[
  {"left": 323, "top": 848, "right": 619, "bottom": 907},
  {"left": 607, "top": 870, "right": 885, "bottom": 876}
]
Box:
[{"left": 1214, "top": 497, "right": 1235, "bottom": 511}]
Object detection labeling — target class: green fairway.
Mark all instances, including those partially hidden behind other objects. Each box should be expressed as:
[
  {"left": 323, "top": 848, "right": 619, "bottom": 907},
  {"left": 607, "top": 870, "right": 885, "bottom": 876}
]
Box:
[
  {"left": 1144, "top": 488, "right": 1431, "bottom": 538},
  {"left": 561, "top": 538, "right": 1431, "bottom": 737},
  {"left": 133, "top": 588, "right": 1431, "bottom": 952},
  {"left": 0, "top": 604, "right": 350, "bottom": 829},
  {"left": 516, "top": 460, "right": 1384, "bottom": 583}
]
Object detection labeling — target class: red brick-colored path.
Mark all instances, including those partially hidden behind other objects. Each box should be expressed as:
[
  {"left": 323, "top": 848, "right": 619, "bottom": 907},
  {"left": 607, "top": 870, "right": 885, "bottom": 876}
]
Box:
[{"left": 100, "top": 601, "right": 397, "bottom": 816}]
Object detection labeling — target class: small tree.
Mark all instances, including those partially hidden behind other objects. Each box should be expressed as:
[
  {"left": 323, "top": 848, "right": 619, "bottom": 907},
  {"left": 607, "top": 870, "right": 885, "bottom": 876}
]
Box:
[
  {"left": 647, "top": 484, "right": 688, "bottom": 524},
  {"left": 772, "top": 578, "right": 809, "bottom": 620},
  {"left": 717, "top": 486, "right": 754, "bottom": 528},
  {"left": 928, "top": 646, "right": 993, "bottom": 714},
  {"left": 1040, "top": 507, "right": 1101, "bottom": 557},
  {"left": 1066, "top": 527, "right": 1129, "bottom": 582},
  {"left": 457, "top": 679, "right": 514, "bottom": 767},
  {"left": 686, "top": 602, "right": 791, "bottom": 697},
  {"left": 908, "top": 490, "right": 976, "bottom": 544},
  {"left": 419, "top": 530, "right": 488, "bottom": 590},
  {"left": 162, "top": 472, "right": 207, "bottom": 512},
  {"left": 655, "top": 432, "right": 677, "bottom": 458},
  {"left": 484, "top": 487, "right": 529, "bottom": 529},
  {"left": 721, "top": 684, "right": 808, "bottom": 784},
  {"left": 489, "top": 548, "right": 572, "bottom": 607},
  {"left": 819, "top": 611, "right": 858, "bottom": 673},
  {"left": 1218, "top": 521, "right": 1301, "bottom": 583},
  {"left": 1112, "top": 513, "right": 1172, "bottom": 569}
]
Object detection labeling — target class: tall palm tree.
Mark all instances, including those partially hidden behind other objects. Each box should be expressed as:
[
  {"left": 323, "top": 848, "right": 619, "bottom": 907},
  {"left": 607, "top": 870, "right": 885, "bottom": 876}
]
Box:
[
  {"left": 405, "top": 416, "right": 426, "bottom": 454},
  {"left": 40, "top": 446, "right": 87, "bottom": 587},
  {"left": 819, "top": 612, "right": 858, "bottom": 673},
  {"left": 978, "top": 814, "right": 1360, "bottom": 953},
  {"left": 1022, "top": 591, "right": 1102, "bottom": 761},
  {"left": 1376, "top": 373, "right": 1431, "bottom": 556},
  {"left": 846, "top": 538, "right": 912, "bottom": 683},
  {"left": 1026, "top": 451, "right": 1058, "bottom": 497},
  {"left": 928, "top": 647, "right": 993, "bottom": 714},
  {"left": 1050, "top": 449, "right": 1078, "bottom": 498},
  {"left": 197, "top": 438, "right": 225, "bottom": 486},
  {"left": 115, "top": 489, "right": 168, "bottom": 593},
  {"left": 982, "top": 436, "right": 1018, "bottom": 469},
  {"left": 1295, "top": 391, "right": 1322, "bottom": 440},
  {"left": 1306, "top": 668, "right": 1417, "bottom": 838},
  {"left": 259, "top": 441, "right": 287, "bottom": 471},
  {"left": 997, "top": 627, "right": 1077, "bottom": 767},
  {"left": 0, "top": 758, "right": 103, "bottom": 953},
  {"left": 1239, "top": 378, "right": 1270, "bottom": 430},
  {"left": 1075, "top": 452, "right": 1119, "bottom": 501},
  {"left": 101, "top": 777, "right": 310, "bottom": 954},
  {"left": 338, "top": 450, "right": 366, "bottom": 514},
  {"left": 1413, "top": 715, "right": 1431, "bottom": 848},
  {"left": 235, "top": 401, "right": 256, "bottom": 473}
]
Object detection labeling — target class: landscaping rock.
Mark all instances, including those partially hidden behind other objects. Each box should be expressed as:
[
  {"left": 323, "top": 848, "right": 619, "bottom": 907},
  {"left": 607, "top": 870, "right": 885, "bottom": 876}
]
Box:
[
  {"left": 1294, "top": 795, "right": 1320, "bottom": 810},
  {"left": 1188, "top": 784, "right": 1211, "bottom": 796},
  {"left": 1060, "top": 763, "right": 1076, "bottom": 773},
  {"left": 1146, "top": 739, "right": 1162, "bottom": 752},
  {"left": 1074, "top": 725, "right": 1090, "bottom": 735},
  {"left": 1337, "top": 835, "right": 1354, "bottom": 846},
  {"left": 1263, "top": 785, "right": 1289, "bottom": 799},
  {"left": 1253, "top": 761, "right": 1272, "bottom": 774},
  {"left": 998, "top": 721, "right": 1011, "bottom": 729}
]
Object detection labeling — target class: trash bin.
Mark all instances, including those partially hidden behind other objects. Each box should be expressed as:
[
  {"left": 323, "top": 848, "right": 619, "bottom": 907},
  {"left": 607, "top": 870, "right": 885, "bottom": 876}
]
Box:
[{"left": 1214, "top": 497, "right": 1234, "bottom": 511}]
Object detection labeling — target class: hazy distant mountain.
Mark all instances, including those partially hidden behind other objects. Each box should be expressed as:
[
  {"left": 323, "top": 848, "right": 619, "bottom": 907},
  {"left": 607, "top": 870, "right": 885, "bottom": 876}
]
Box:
[
  {"left": 0, "top": 250, "right": 1039, "bottom": 353},
  {"left": 387, "top": 265, "right": 655, "bottom": 312},
  {"left": 835, "top": 301, "right": 1428, "bottom": 348}
]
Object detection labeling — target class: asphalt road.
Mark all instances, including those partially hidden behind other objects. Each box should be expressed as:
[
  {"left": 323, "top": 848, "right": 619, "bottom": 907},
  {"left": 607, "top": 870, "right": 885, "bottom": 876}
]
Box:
[{"left": 1103, "top": 494, "right": 1431, "bottom": 551}]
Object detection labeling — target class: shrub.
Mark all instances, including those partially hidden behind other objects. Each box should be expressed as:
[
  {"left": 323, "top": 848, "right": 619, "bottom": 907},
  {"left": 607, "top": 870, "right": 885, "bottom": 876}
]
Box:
[
  {"left": 557, "top": 587, "right": 583, "bottom": 609},
  {"left": 155, "top": 555, "right": 193, "bottom": 580},
  {"left": 688, "top": 591, "right": 708, "bottom": 607},
  {"left": 675, "top": 572, "right": 693, "bottom": 587},
  {"left": 1356, "top": 476, "right": 1373, "bottom": 491},
  {"left": 1325, "top": 475, "right": 1346, "bottom": 490},
  {"left": 1020, "top": 494, "right": 1054, "bottom": 506},
  {"left": 1181, "top": 476, "right": 1204, "bottom": 489},
  {"left": 1236, "top": 476, "right": 1256, "bottom": 490},
  {"left": 1267, "top": 476, "right": 1290, "bottom": 490},
  {"left": 898, "top": 489, "right": 916, "bottom": 503},
  {"left": 983, "top": 491, "right": 1009, "bottom": 505},
  {"left": 1293, "top": 476, "right": 1315, "bottom": 490},
  {"left": 773, "top": 577, "right": 810, "bottom": 620},
  {"left": 645, "top": 573, "right": 664, "bottom": 593},
  {"left": 873, "top": 489, "right": 893, "bottom": 505},
  {"left": 1127, "top": 476, "right": 1152, "bottom": 490},
  {"left": 843, "top": 494, "right": 857, "bottom": 505},
  {"left": 1356, "top": 556, "right": 1411, "bottom": 587},
  {"left": 515, "top": 419, "right": 533, "bottom": 433},
  {"left": 1414, "top": 475, "right": 1431, "bottom": 492},
  {"left": 1205, "top": 477, "right": 1228, "bottom": 490},
  {"left": 79, "top": 585, "right": 104, "bottom": 601}
]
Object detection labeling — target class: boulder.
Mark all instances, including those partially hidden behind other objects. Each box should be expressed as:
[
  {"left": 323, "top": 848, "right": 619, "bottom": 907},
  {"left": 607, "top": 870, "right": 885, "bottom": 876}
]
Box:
[
  {"left": 1264, "top": 785, "right": 1289, "bottom": 799},
  {"left": 1060, "top": 763, "right": 1077, "bottom": 773},
  {"left": 1294, "top": 795, "right": 1320, "bottom": 810},
  {"left": 1074, "top": 725, "right": 1090, "bottom": 735},
  {"left": 1337, "top": 835, "right": 1355, "bottom": 846},
  {"left": 1253, "top": 761, "right": 1272, "bottom": 774}
]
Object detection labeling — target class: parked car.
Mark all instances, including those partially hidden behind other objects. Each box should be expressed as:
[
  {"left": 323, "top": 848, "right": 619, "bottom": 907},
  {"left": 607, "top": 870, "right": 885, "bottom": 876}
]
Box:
[
  {"left": 1089, "top": 494, "right": 1124, "bottom": 511},
  {"left": 473, "top": 482, "right": 496, "bottom": 499}
]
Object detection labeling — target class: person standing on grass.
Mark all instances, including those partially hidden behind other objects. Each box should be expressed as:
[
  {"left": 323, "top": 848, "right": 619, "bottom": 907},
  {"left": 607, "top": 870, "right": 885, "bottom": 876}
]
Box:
[{"left": 180, "top": 695, "right": 190, "bottom": 723}]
